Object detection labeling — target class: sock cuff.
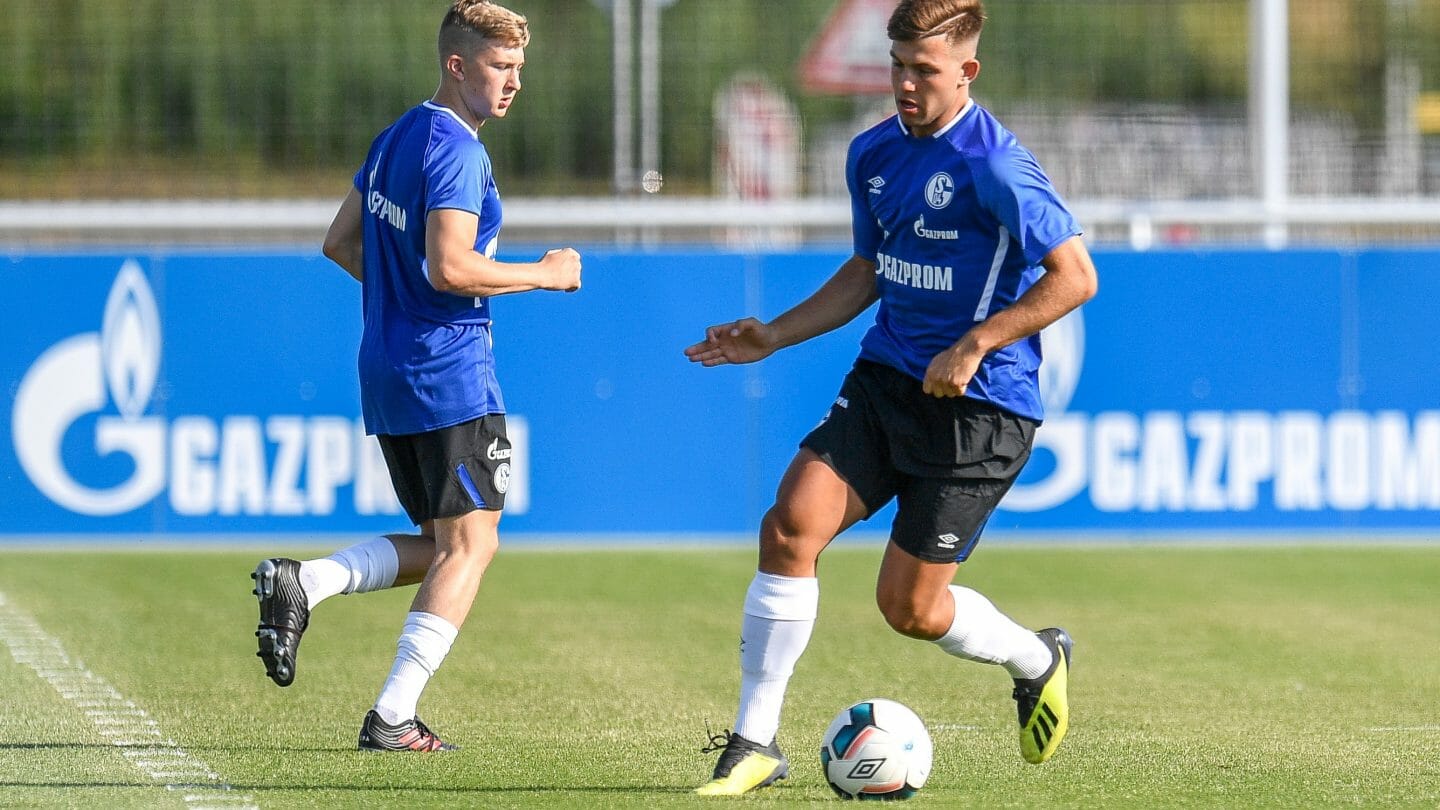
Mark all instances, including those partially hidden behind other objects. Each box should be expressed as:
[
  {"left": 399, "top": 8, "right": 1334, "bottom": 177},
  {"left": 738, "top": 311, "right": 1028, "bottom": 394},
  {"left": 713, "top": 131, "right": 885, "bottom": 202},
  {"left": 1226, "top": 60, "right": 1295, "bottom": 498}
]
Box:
[
  {"left": 404, "top": 611, "right": 459, "bottom": 645},
  {"left": 394, "top": 611, "right": 459, "bottom": 677},
  {"left": 938, "top": 585, "right": 992, "bottom": 643},
  {"left": 336, "top": 535, "right": 399, "bottom": 593},
  {"left": 743, "top": 572, "right": 819, "bottom": 620}
]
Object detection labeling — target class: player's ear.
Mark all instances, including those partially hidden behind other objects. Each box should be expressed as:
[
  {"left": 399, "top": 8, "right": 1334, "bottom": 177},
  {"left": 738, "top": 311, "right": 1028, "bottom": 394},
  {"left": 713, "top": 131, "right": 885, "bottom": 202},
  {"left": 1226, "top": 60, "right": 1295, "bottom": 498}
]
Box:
[
  {"left": 444, "top": 53, "right": 466, "bottom": 82},
  {"left": 961, "top": 59, "right": 980, "bottom": 85}
]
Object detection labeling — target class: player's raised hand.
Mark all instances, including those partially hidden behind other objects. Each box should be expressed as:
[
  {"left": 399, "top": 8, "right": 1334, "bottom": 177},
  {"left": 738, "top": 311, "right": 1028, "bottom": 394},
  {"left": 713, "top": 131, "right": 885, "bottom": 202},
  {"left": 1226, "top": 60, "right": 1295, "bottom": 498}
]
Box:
[
  {"left": 684, "top": 317, "right": 775, "bottom": 366},
  {"left": 540, "top": 248, "right": 582, "bottom": 292},
  {"left": 922, "top": 340, "right": 984, "bottom": 397}
]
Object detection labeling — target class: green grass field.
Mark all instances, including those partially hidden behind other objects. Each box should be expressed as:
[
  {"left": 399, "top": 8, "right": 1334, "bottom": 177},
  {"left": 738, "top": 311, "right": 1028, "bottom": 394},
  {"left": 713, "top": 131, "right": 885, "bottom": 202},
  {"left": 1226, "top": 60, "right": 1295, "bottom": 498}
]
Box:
[{"left": 1, "top": 541, "right": 1437, "bottom": 808}]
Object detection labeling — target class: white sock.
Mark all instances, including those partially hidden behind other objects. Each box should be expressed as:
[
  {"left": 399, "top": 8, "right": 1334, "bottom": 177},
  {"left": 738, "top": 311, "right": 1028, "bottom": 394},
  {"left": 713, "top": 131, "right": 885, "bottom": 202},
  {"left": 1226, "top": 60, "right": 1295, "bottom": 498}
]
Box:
[
  {"left": 733, "top": 572, "right": 819, "bottom": 746},
  {"left": 299, "top": 536, "right": 399, "bottom": 609},
  {"left": 373, "top": 611, "right": 459, "bottom": 726},
  {"left": 933, "top": 585, "right": 1052, "bottom": 680}
]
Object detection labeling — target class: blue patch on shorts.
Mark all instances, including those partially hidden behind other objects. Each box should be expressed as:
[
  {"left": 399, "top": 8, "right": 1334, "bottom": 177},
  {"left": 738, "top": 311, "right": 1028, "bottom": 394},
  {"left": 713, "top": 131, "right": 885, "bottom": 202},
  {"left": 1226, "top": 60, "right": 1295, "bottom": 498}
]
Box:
[{"left": 455, "top": 463, "right": 487, "bottom": 509}]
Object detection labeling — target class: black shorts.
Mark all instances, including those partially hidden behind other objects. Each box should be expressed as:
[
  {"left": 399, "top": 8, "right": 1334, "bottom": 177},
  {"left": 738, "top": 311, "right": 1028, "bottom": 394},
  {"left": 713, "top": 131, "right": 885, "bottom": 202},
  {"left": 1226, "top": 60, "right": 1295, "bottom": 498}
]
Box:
[
  {"left": 800, "top": 360, "right": 1037, "bottom": 563},
  {"left": 377, "top": 414, "right": 512, "bottom": 525}
]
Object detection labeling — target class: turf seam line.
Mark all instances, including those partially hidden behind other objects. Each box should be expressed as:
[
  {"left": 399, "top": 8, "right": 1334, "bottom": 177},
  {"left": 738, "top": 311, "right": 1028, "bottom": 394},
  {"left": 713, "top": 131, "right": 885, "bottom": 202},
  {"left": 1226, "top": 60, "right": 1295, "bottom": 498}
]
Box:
[{"left": 0, "top": 590, "right": 259, "bottom": 809}]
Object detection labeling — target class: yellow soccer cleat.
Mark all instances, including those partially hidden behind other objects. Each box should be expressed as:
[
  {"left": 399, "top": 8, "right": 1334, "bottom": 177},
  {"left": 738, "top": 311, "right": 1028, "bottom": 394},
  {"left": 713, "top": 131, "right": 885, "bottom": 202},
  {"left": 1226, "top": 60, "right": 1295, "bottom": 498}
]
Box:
[
  {"left": 695, "top": 730, "right": 789, "bottom": 796},
  {"left": 1013, "top": 627, "right": 1074, "bottom": 764}
]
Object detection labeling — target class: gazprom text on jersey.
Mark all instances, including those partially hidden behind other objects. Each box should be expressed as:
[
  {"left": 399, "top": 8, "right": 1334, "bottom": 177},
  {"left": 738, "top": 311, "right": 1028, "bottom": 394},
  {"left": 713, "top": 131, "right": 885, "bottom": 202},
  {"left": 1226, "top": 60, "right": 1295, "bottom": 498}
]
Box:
[
  {"left": 369, "top": 189, "right": 408, "bottom": 232},
  {"left": 876, "top": 252, "right": 954, "bottom": 291}
]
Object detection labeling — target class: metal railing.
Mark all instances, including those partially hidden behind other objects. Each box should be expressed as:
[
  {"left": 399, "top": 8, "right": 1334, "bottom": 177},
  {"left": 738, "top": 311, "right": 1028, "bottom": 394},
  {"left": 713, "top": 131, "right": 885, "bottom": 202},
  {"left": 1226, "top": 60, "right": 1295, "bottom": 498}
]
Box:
[{"left": 5, "top": 197, "right": 1440, "bottom": 250}]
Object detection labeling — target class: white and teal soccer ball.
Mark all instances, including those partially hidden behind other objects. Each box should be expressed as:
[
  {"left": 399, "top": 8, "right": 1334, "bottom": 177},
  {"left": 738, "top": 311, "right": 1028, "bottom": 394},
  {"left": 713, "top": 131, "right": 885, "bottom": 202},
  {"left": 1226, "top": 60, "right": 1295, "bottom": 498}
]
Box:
[{"left": 820, "top": 698, "right": 932, "bottom": 800}]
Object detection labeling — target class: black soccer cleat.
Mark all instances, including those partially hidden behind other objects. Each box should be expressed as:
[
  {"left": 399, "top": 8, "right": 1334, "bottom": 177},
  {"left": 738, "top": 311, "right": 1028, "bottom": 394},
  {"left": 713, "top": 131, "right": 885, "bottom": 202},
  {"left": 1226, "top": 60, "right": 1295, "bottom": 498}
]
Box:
[
  {"left": 252, "top": 557, "right": 309, "bottom": 687},
  {"left": 357, "top": 710, "right": 458, "bottom": 752},
  {"left": 1013, "top": 627, "right": 1074, "bottom": 764},
  {"left": 695, "top": 729, "right": 789, "bottom": 795}
]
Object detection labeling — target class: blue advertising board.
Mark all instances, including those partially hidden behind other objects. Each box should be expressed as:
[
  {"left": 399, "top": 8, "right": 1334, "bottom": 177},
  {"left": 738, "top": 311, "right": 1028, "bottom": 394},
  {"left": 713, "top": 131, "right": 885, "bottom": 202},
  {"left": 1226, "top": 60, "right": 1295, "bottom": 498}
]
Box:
[{"left": 2, "top": 247, "right": 1438, "bottom": 537}]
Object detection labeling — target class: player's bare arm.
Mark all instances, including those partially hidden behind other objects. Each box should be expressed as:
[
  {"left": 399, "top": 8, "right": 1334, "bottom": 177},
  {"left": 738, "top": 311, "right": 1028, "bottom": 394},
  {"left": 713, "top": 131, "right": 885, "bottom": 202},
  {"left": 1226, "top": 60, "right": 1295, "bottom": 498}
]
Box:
[
  {"left": 322, "top": 188, "right": 365, "bottom": 282},
  {"left": 426, "top": 208, "right": 581, "bottom": 297},
  {"left": 923, "top": 235, "right": 1097, "bottom": 397},
  {"left": 685, "top": 254, "right": 879, "bottom": 367}
]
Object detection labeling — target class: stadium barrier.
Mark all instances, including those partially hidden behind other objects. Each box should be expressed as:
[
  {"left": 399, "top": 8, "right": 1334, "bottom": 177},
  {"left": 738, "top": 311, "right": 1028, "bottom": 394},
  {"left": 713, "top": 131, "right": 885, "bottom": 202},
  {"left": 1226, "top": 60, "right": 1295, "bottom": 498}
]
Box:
[{"left": 2, "top": 247, "right": 1438, "bottom": 538}]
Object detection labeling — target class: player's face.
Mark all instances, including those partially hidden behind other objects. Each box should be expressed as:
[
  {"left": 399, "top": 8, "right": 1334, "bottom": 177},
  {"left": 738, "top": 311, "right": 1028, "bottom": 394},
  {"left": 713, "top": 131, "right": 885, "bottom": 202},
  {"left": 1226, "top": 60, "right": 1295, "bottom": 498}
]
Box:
[
  {"left": 890, "top": 35, "right": 977, "bottom": 138},
  {"left": 461, "top": 42, "right": 525, "bottom": 121}
]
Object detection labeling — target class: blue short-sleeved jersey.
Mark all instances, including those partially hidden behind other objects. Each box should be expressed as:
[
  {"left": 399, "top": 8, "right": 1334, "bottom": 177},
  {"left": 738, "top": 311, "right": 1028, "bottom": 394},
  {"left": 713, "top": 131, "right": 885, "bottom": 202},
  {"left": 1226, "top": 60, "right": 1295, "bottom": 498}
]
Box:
[
  {"left": 354, "top": 101, "right": 506, "bottom": 436},
  {"left": 847, "top": 101, "right": 1082, "bottom": 422}
]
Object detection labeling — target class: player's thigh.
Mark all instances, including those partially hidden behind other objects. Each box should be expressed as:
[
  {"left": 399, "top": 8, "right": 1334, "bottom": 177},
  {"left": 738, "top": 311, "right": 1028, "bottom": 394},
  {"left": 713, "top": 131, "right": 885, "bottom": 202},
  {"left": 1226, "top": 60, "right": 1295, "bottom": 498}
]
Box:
[
  {"left": 770, "top": 448, "right": 871, "bottom": 536},
  {"left": 434, "top": 507, "right": 501, "bottom": 561},
  {"left": 891, "top": 474, "right": 1015, "bottom": 564},
  {"left": 886, "top": 394, "right": 1035, "bottom": 564},
  {"left": 799, "top": 361, "right": 901, "bottom": 518},
  {"left": 875, "top": 539, "right": 960, "bottom": 637},
  {"left": 377, "top": 434, "right": 428, "bottom": 526},
  {"left": 380, "top": 414, "right": 513, "bottom": 525},
  {"left": 759, "top": 449, "right": 871, "bottom": 573}
]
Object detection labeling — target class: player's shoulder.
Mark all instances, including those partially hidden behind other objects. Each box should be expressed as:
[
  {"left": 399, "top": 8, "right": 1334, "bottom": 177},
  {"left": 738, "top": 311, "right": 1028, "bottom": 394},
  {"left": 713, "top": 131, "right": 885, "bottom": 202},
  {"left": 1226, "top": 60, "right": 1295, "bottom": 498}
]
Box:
[
  {"left": 419, "top": 104, "right": 489, "bottom": 163},
  {"left": 951, "top": 105, "right": 1043, "bottom": 180},
  {"left": 945, "top": 104, "right": 1023, "bottom": 157},
  {"left": 849, "top": 114, "right": 905, "bottom": 158}
]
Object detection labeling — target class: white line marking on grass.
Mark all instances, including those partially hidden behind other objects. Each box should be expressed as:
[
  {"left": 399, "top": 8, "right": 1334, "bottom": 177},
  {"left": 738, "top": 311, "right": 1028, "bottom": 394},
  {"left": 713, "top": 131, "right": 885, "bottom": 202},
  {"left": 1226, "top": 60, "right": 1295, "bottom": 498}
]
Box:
[
  {"left": 0, "top": 591, "right": 258, "bottom": 809},
  {"left": 1368, "top": 725, "right": 1440, "bottom": 732}
]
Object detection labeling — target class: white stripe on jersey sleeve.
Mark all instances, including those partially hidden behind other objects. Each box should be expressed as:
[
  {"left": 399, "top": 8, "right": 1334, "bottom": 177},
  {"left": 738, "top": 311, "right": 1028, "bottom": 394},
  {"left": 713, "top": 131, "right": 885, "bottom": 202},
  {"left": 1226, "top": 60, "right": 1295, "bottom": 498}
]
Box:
[{"left": 973, "top": 225, "right": 1009, "bottom": 321}]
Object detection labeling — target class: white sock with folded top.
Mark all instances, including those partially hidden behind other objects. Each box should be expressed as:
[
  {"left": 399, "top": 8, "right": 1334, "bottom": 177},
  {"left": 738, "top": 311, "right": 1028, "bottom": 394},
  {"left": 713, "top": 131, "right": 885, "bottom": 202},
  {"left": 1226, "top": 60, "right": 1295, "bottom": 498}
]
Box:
[
  {"left": 733, "top": 572, "right": 819, "bottom": 746},
  {"left": 933, "top": 585, "right": 1051, "bottom": 679},
  {"left": 373, "top": 611, "right": 459, "bottom": 725}
]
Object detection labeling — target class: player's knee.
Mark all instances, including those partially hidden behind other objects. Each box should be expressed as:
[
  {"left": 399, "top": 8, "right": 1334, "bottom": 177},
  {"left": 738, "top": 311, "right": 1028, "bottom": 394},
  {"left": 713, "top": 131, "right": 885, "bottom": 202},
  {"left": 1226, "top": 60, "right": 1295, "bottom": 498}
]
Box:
[
  {"left": 876, "top": 591, "right": 947, "bottom": 640},
  {"left": 759, "top": 506, "right": 816, "bottom": 564},
  {"left": 459, "top": 528, "right": 500, "bottom": 557},
  {"left": 437, "top": 512, "right": 500, "bottom": 558}
]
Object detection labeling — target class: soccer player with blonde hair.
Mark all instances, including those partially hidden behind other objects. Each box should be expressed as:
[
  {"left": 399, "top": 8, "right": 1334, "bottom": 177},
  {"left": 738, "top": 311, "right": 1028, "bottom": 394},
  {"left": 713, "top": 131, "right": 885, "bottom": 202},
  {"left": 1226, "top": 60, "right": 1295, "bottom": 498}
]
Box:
[{"left": 251, "top": 0, "right": 581, "bottom": 752}]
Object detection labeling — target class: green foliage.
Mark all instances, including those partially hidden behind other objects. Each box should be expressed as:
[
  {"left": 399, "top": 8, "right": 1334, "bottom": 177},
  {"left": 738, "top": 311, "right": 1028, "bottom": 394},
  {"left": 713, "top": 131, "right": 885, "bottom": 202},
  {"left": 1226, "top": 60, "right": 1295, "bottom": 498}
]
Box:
[
  {"left": 0, "top": 0, "right": 1434, "bottom": 197},
  {"left": 1, "top": 543, "right": 1438, "bottom": 807}
]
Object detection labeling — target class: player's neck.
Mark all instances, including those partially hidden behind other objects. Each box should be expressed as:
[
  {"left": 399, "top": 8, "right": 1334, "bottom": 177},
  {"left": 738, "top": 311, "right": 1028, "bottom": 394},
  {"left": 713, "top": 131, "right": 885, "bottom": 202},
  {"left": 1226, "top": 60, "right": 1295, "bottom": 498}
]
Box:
[
  {"left": 906, "top": 96, "right": 972, "bottom": 139},
  {"left": 430, "top": 85, "right": 486, "bottom": 131}
]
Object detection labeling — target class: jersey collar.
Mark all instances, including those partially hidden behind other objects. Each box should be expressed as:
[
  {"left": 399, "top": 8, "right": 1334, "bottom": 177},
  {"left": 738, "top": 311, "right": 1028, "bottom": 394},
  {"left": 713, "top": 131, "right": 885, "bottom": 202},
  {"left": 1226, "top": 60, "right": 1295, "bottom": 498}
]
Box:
[
  {"left": 896, "top": 98, "right": 975, "bottom": 140},
  {"left": 423, "top": 100, "right": 480, "bottom": 140}
]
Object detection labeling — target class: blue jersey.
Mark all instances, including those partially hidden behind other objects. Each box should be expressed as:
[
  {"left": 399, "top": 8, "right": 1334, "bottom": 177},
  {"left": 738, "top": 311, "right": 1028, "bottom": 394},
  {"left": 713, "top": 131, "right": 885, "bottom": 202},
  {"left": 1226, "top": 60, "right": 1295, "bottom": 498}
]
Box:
[
  {"left": 847, "top": 101, "right": 1081, "bottom": 422},
  {"left": 354, "top": 101, "right": 505, "bottom": 436}
]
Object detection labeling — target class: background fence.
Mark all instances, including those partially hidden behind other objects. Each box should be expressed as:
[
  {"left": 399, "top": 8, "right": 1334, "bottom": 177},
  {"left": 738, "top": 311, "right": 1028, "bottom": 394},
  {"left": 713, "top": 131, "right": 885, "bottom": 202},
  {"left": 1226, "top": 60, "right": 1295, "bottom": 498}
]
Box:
[{"left": 3, "top": 0, "right": 1440, "bottom": 246}]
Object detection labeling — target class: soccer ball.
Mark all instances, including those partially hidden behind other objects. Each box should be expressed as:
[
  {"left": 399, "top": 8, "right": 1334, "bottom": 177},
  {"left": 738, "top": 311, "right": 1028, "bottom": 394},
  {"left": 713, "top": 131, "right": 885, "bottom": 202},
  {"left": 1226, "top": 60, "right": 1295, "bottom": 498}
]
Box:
[{"left": 820, "top": 698, "right": 932, "bottom": 800}]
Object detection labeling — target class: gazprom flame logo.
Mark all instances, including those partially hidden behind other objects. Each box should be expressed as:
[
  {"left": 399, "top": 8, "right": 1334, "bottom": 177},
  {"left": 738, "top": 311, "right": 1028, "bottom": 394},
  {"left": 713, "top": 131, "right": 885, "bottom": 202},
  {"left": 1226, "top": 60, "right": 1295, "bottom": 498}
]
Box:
[{"left": 12, "top": 262, "right": 166, "bottom": 515}]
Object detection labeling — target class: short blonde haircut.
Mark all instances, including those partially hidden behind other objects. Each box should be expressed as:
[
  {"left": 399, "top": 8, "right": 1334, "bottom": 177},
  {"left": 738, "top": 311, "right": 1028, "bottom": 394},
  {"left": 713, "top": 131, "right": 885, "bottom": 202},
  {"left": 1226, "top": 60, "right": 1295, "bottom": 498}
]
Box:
[
  {"left": 439, "top": 0, "right": 530, "bottom": 58},
  {"left": 887, "top": 0, "right": 985, "bottom": 45}
]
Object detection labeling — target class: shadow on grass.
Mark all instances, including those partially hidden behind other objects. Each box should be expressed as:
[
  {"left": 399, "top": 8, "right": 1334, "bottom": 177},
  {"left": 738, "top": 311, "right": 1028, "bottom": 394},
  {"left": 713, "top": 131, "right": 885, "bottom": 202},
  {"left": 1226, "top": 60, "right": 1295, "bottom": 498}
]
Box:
[
  {"left": 0, "top": 780, "right": 698, "bottom": 795},
  {"left": 0, "top": 741, "right": 347, "bottom": 753},
  {"left": 0, "top": 782, "right": 153, "bottom": 789},
  {"left": 0, "top": 742, "right": 110, "bottom": 750}
]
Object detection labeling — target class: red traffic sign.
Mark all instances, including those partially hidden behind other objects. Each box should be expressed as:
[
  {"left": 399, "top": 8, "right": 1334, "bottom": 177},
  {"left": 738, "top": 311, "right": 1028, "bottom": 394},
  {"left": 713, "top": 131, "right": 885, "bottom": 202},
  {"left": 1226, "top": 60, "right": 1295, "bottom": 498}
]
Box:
[{"left": 798, "top": 0, "right": 896, "bottom": 95}]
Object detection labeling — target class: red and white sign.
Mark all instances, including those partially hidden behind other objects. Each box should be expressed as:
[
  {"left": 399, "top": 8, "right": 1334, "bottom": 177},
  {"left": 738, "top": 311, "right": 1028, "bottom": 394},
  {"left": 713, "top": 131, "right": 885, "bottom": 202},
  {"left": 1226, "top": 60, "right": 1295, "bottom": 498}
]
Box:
[
  {"left": 714, "top": 76, "right": 800, "bottom": 201},
  {"left": 798, "top": 0, "right": 896, "bottom": 95}
]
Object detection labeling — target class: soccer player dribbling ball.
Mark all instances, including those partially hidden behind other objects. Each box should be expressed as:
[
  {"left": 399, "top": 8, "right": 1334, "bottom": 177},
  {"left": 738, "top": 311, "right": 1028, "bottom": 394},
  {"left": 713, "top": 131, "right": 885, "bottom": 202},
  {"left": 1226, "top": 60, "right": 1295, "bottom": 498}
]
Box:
[
  {"left": 686, "top": 0, "right": 1097, "bottom": 794},
  {"left": 251, "top": 0, "right": 581, "bottom": 752}
]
